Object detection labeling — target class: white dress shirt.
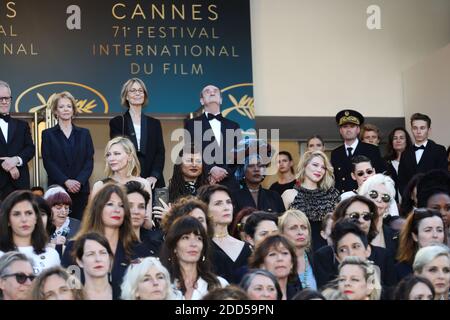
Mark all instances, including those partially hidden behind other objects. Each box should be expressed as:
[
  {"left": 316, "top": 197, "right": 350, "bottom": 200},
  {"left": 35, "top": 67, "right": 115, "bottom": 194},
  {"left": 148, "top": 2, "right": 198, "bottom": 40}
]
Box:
[
  {"left": 0, "top": 118, "right": 7, "bottom": 142},
  {"left": 205, "top": 112, "right": 222, "bottom": 146},
  {"left": 133, "top": 123, "right": 141, "bottom": 151},
  {"left": 345, "top": 139, "right": 359, "bottom": 157},
  {"left": 414, "top": 140, "right": 428, "bottom": 164},
  {"left": 172, "top": 276, "right": 229, "bottom": 300}
]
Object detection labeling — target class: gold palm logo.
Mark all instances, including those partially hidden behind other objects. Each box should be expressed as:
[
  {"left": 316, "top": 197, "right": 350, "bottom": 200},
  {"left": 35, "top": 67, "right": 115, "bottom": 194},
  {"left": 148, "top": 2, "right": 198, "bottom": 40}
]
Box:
[
  {"left": 15, "top": 81, "right": 109, "bottom": 113},
  {"left": 221, "top": 83, "right": 255, "bottom": 119},
  {"left": 28, "top": 93, "right": 97, "bottom": 114}
]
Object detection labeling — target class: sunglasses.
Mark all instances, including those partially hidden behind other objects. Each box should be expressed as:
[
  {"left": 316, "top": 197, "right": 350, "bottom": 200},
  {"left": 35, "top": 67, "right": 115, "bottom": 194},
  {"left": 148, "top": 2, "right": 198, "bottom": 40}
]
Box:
[
  {"left": 347, "top": 212, "right": 373, "bottom": 221},
  {"left": 368, "top": 190, "right": 391, "bottom": 203},
  {"left": 2, "top": 272, "right": 36, "bottom": 284},
  {"left": 355, "top": 169, "right": 374, "bottom": 177}
]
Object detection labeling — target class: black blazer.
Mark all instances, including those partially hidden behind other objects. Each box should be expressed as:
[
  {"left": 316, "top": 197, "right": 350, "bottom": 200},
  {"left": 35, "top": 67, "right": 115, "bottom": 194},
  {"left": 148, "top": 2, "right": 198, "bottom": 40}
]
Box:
[
  {"left": 185, "top": 113, "right": 241, "bottom": 191},
  {"left": 313, "top": 244, "right": 397, "bottom": 289},
  {"left": 41, "top": 125, "right": 94, "bottom": 193},
  {"left": 397, "top": 139, "right": 447, "bottom": 195},
  {"left": 231, "top": 185, "right": 286, "bottom": 215},
  {"left": 331, "top": 141, "right": 387, "bottom": 193},
  {"left": 110, "top": 111, "right": 165, "bottom": 187},
  {"left": 385, "top": 160, "right": 400, "bottom": 202},
  {"left": 62, "top": 238, "right": 158, "bottom": 300},
  {"left": 0, "top": 117, "right": 35, "bottom": 199}
]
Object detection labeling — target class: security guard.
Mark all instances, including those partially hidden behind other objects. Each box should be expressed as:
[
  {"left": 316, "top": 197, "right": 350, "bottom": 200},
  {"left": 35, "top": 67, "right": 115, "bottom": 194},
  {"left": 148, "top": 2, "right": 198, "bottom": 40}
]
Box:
[{"left": 331, "top": 109, "right": 386, "bottom": 193}]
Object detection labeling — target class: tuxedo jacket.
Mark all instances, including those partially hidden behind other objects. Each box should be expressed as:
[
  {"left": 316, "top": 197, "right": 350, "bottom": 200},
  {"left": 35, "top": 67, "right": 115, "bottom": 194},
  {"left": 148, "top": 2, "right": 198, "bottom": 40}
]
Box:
[
  {"left": 41, "top": 125, "right": 94, "bottom": 193},
  {"left": 109, "top": 111, "right": 165, "bottom": 187},
  {"left": 331, "top": 141, "right": 387, "bottom": 193},
  {"left": 185, "top": 113, "right": 242, "bottom": 190},
  {"left": 0, "top": 117, "right": 35, "bottom": 199},
  {"left": 397, "top": 139, "right": 447, "bottom": 195}
]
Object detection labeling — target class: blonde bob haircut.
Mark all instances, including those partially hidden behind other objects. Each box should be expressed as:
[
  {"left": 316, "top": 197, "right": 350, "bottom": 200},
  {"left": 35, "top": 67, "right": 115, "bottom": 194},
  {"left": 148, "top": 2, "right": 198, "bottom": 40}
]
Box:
[
  {"left": 296, "top": 150, "right": 335, "bottom": 191},
  {"left": 104, "top": 136, "right": 141, "bottom": 177},
  {"left": 50, "top": 91, "right": 79, "bottom": 118},
  {"left": 278, "top": 209, "right": 312, "bottom": 251},
  {"left": 120, "top": 257, "right": 177, "bottom": 300},
  {"left": 338, "top": 256, "right": 382, "bottom": 300},
  {"left": 120, "top": 78, "right": 149, "bottom": 108}
]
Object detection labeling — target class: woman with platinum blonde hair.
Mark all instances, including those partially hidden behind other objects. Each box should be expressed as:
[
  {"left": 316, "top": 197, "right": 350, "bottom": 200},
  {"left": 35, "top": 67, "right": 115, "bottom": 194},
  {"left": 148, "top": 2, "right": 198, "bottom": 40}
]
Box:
[
  {"left": 358, "top": 174, "right": 399, "bottom": 260},
  {"left": 282, "top": 150, "right": 340, "bottom": 251},
  {"left": 92, "top": 136, "right": 151, "bottom": 197},
  {"left": 121, "top": 257, "right": 180, "bottom": 300},
  {"left": 278, "top": 209, "right": 317, "bottom": 290},
  {"left": 337, "top": 256, "right": 381, "bottom": 300},
  {"left": 413, "top": 244, "right": 450, "bottom": 300}
]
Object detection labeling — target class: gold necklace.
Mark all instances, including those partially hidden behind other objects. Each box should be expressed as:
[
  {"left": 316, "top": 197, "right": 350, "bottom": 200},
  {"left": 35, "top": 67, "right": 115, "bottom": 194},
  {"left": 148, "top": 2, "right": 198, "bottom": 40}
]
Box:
[{"left": 213, "top": 233, "right": 229, "bottom": 239}]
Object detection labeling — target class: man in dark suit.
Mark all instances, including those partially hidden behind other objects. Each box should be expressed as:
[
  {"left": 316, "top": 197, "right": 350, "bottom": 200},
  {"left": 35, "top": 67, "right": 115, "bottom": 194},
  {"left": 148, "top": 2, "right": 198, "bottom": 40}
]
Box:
[
  {"left": 398, "top": 113, "right": 447, "bottom": 195},
  {"left": 0, "top": 81, "right": 35, "bottom": 200},
  {"left": 331, "top": 109, "right": 386, "bottom": 194},
  {"left": 185, "top": 84, "right": 242, "bottom": 191}
]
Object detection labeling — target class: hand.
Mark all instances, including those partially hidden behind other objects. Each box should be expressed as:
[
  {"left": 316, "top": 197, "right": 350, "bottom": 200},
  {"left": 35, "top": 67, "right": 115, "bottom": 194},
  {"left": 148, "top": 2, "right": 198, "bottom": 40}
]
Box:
[
  {"left": 0, "top": 156, "right": 19, "bottom": 172},
  {"left": 208, "top": 175, "right": 218, "bottom": 185},
  {"left": 146, "top": 176, "right": 158, "bottom": 189},
  {"left": 152, "top": 198, "right": 171, "bottom": 221},
  {"left": 210, "top": 166, "right": 228, "bottom": 182},
  {"left": 9, "top": 167, "right": 20, "bottom": 180},
  {"left": 65, "top": 179, "right": 81, "bottom": 193},
  {"left": 51, "top": 235, "right": 67, "bottom": 245}
]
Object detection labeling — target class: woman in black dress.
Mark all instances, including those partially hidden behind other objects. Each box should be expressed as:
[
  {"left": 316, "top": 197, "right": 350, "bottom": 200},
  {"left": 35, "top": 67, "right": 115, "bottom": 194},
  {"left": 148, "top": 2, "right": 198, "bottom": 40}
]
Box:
[{"left": 198, "top": 184, "right": 252, "bottom": 283}]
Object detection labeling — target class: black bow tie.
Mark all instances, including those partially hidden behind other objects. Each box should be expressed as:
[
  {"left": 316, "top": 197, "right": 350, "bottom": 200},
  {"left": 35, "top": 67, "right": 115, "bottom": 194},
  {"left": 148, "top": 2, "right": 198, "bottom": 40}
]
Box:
[
  {"left": 206, "top": 113, "right": 223, "bottom": 121},
  {"left": 413, "top": 145, "right": 425, "bottom": 151},
  {"left": 0, "top": 113, "right": 10, "bottom": 122}
]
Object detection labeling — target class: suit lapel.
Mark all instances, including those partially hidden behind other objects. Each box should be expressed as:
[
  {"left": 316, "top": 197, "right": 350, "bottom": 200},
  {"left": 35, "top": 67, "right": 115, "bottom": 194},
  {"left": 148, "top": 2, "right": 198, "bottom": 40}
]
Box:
[
  {"left": 6, "top": 118, "right": 17, "bottom": 146},
  {"left": 417, "top": 141, "right": 432, "bottom": 168},
  {"left": 202, "top": 113, "right": 218, "bottom": 147},
  {"left": 124, "top": 112, "right": 139, "bottom": 149},
  {"left": 140, "top": 113, "right": 148, "bottom": 154},
  {"left": 0, "top": 127, "right": 6, "bottom": 145},
  {"left": 56, "top": 125, "right": 72, "bottom": 165}
]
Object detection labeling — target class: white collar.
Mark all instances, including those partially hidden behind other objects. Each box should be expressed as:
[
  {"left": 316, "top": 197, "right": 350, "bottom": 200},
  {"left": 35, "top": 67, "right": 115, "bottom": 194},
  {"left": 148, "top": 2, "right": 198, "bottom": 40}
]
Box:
[
  {"left": 345, "top": 139, "right": 359, "bottom": 150},
  {"left": 415, "top": 140, "right": 428, "bottom": 148}
]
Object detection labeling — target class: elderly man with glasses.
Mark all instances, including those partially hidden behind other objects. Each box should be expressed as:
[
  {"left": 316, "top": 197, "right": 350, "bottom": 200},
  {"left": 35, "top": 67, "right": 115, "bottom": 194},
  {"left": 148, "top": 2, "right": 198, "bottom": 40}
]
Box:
[{"left": 0, "top": 80, "right": 35, "bottom": 200}]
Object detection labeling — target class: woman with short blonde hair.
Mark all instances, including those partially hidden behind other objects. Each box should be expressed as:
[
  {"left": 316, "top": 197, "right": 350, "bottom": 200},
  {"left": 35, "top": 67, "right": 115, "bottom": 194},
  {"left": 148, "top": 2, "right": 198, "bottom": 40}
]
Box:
[
  {"left": 121, "top": 257, "right": 180, "bottom": 300},
  {"left": 278, "top": 209, "right": 317, "bottom": 290}
]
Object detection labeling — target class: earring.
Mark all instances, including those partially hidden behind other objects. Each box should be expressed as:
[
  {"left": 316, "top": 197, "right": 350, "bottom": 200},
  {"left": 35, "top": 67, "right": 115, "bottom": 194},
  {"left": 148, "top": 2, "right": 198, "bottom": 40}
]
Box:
[
  {"left": 202, "top": 256, "right": 206, "bottom": 262},
  {"left": 108, "top": 272, "right": 112, "bottom": 283}
]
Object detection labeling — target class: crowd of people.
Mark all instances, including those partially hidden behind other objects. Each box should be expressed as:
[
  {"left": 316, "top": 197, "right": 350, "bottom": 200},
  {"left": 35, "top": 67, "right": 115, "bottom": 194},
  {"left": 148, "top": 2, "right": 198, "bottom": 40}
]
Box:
[{"left": 0, "top": 78, "right": 450, "bottom": 301}]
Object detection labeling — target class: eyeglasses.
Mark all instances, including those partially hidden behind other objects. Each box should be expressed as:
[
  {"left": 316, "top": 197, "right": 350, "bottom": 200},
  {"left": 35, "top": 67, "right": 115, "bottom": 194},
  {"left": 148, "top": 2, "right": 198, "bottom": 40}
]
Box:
[
  {"left": 368, "top": 190, "right": 391, "bottom": 203},
  {"left": 347, "top": 212, "right": 373, "bottom": 221},
  {"left": 355, "top": 169, "right": 374, "bottom": 177},
  {"left": 128, "top": 88, "right": 144, "bottom": 95},
  {"left": 1, "top": 272, "right": 36, "bottom": 284},
  {"left": 0, "top": 96, "right": 12, "bottom": 102}
]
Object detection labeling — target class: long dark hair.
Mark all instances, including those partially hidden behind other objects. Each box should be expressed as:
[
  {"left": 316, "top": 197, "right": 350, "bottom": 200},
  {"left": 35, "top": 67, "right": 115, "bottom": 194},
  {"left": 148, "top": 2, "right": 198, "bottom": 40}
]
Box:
[
  {"left": 74, "top": 183, "right": 138, "bottom": 259},
  {"left": 400, "top": 173, "right": 425, "bottom": 217},
  {"left": 0, "top": 190, "right": 48, "bottom": 254},
  {"left": 160, "top": 216, "right": 220, "bottom": 294},
  {"left": 384, "top": 127, "right": 412, "bottom": 161},
  {"left": 168, "top": 144, "right": 208, "bottom": 203}
]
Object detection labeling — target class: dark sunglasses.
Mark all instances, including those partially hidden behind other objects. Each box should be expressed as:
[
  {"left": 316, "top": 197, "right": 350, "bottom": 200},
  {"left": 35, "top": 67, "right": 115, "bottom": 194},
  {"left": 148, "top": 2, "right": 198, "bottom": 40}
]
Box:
[
  {"left": 347, "top": 212, "right": 373, "bottom": 221},
  {"left": 355, "top": 169, "right": 374, "bottom": 177},
  {"left": 368, "top": 190, "right": 391, "bottom": 203},
  {"left": 2, "top": 272, "right": 36, "bottom": 284}
]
